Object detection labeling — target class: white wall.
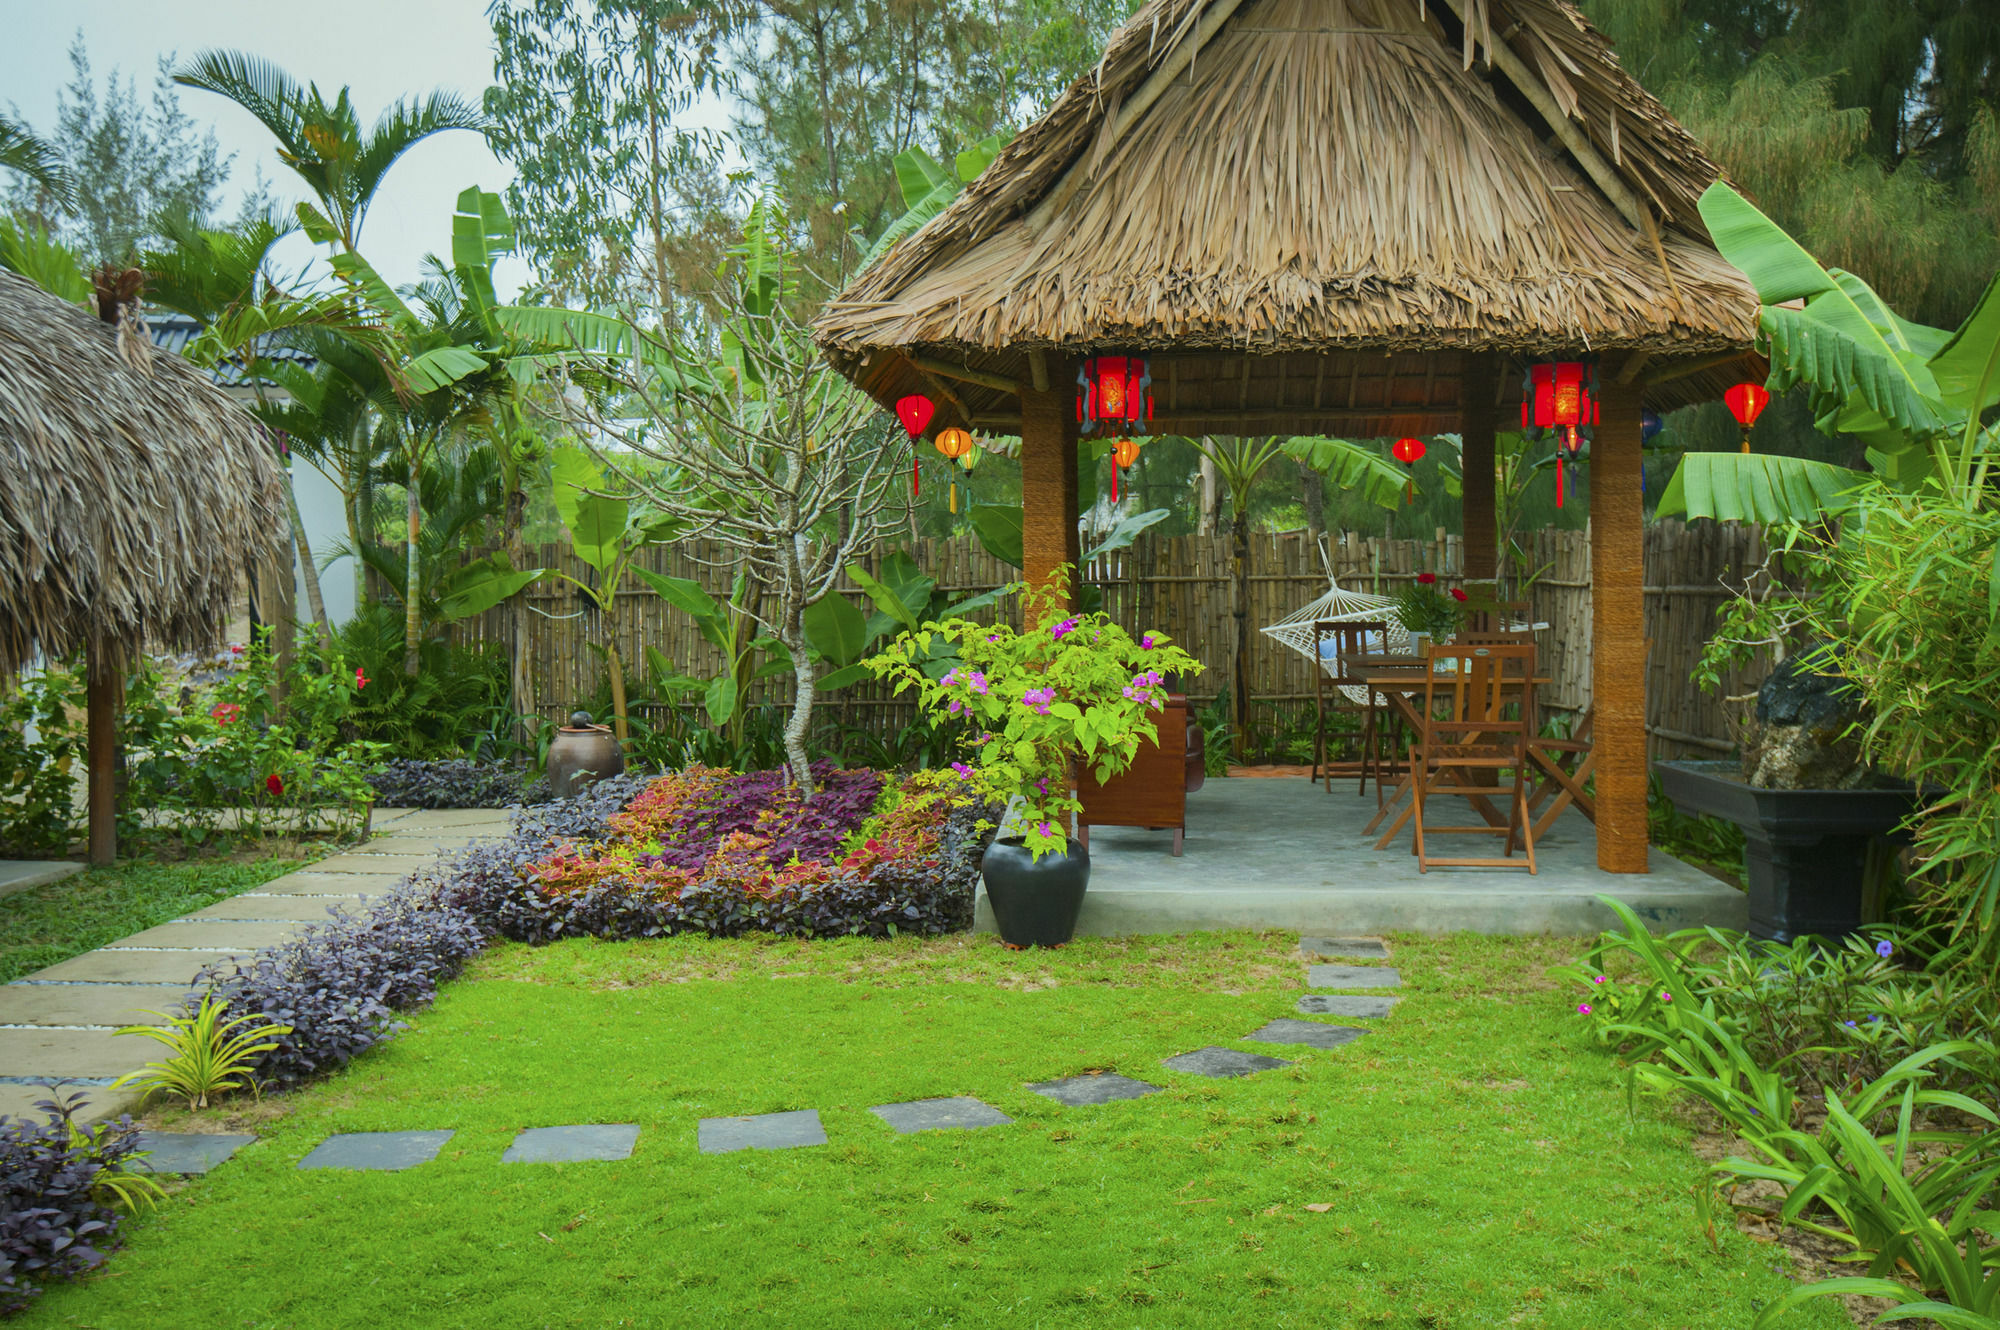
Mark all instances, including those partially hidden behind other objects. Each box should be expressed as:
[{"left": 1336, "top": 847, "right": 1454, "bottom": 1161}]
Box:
[{"left": 292, "top": 457, "right": 357, "bottom": 630}]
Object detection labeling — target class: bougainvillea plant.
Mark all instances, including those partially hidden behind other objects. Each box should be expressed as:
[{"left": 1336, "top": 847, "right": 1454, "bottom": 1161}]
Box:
[{"left": 865, "top": 571, "right": 1199, "bottom": 859}]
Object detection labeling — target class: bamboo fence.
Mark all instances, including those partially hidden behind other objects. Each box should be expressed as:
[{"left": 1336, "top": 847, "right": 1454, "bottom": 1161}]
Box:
[{"left": 461, "top": 520, "right": 1776, "bottom": 759}]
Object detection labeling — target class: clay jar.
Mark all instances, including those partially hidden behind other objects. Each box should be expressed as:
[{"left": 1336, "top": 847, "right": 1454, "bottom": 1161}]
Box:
[{"left": 546, "top": 711, "right": 624, "bottom": 798}]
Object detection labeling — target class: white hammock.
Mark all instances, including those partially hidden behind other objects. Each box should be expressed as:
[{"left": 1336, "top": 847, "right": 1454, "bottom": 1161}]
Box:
[{"left": 1260, "top": 541, "right": 1410, "bottom": 706}]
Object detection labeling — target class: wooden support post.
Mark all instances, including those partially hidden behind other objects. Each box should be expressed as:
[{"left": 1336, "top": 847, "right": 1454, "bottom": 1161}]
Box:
[
  {"left": 1459, "top": 352, "right": 1498, "bottom": 582},
  {"left": 1592, "top": 375, "right": 1650, "bottom": 873},
  {"left": 85, "top": 642, "right": 118, "bottom": 868},
  {"left": 1019, "top": 357, "right": 1079, "bottom": 615}
]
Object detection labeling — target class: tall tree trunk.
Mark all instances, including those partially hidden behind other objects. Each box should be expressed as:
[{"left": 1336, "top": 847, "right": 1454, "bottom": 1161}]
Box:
[
  {"left": 352, "top": 432, "right": 375, "bottom": 607},
  {"left": 603, "top": 633, "right": 630, "bottom": 744},
  {"left": 1231, "top": 503, "right": 1251, "bottom": 763},
  {"left": 779, "top": 602, "right": 816, "bottom": 798},
  {"left": 402, "top": 462, "right": 422, "bottom": 676},
  {"left": 1297, "top": 458, "right": 1326, "bottom": 561},
  {"left": 1197, "top": 450, "right": 1220, "bottom": 536},
  {"left": 283, "top": 472, "right": 334, "bottom": 653}
]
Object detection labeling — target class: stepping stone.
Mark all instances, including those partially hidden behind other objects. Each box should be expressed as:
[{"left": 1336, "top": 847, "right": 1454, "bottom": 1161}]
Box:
[
  {"left": 1298, "top": 994, "right": 1399, "bottom": 1018},
  {"left": 298, "top": 1130, "right": 454, "bottom": 1171},
  {"left": 1245, "top": 1018, "right": 1369, "bottom": 1050},
  {"left": 697, "top": 1110, "right": 826, "bottom": 1154},
  {"left": 1028, "top": 1073, "right": 1161, "bottom": 1106},
  {"left": 503, "top": 1124, "right": 639, "bottom": 1163},
  {"left": 869, "top": 1096, "right": 1012, "bottom": 1134},
  {"left": 250, "top": 872, "right": 401, "bottom": 897},
  {"left": 113, "top": 920, "right": 302, "bottom": 951},
  {"left": 26, "top": 950, "right": 224, "bottom": 985},
  {"left": 0, "top": 983, "right": 182, "bottom": 1028},
  {"left": 1307, "top": 963, "right": 1401, "bottom": 989},
  {"left": 133, "top": 1131, "right": 255, "bottom": 1174},
  {"left": 305, "top": 854, "right": 431, "bottom": 876},
  {"left": 181, "top": 895, "right": 367, "bottom": 923},
  {"left": 0, "top": 1027, "right": 152, "bottom": 1079},
  {"left": 1302, "top": 936, "right": 1390, "bottom": 960},
  {"left": 1162, "top": 1046, "right": 1291, "bottom": 1078}
]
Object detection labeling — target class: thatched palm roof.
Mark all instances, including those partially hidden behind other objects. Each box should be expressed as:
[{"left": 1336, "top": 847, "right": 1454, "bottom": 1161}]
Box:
[
  {"left": 815, "top": 0, "right": 1760, "bottom": 427},
  {"left": 0, "top": 268, "right": 287, "bottom": 675}
]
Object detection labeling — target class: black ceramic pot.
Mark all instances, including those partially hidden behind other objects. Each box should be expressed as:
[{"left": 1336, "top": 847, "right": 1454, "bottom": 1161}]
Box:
[{"left": 981, "top": 838, "right": 1090, "bottom": 947}]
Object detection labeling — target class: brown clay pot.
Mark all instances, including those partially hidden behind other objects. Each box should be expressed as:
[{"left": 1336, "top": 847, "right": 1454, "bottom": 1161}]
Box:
[{"left": 546, "top": 711, "right": 624, "bottom": 798}]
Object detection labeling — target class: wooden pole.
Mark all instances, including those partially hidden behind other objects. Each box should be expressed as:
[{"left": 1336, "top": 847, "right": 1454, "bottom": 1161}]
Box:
[
  {"left": 1019, "top": 356, "right": 1079, "bottom": 616},
  {"left": 1592, "top": 373, "right": 1650, "bottom": 873},
  {"left": 85, "top": 642, "right": 118, "bottom": 868},
  {"left": 1459, "top": 352, "right": 1498, "bottom": 582}
]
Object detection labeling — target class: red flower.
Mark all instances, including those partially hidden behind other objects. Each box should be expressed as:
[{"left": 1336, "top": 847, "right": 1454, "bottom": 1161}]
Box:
[
  {"left": 1450, "top": 588, "right": 1468, "bottom": 602},
  {"left": 265, "top": 773, "right": 284, "bottom": 797},
  {"left": 1416, "top": 572, "right": 1436, "bottom": 585},
  {"left": 229, "top": 645, "right": 244, "bottom": 655},
  {"left": 354, "top": 666, "right": 371, "bottom": 690},
  {"left": 210, "top": 702, "right": 241, "bottom": 726}
]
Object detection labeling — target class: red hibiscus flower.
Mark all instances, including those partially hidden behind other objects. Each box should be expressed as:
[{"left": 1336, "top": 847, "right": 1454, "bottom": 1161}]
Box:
[
  {"left": 355, "top": 666, "right": 371, "bottom": 690},
  {"left": 210, "top": 702, "right": 241, "bottom": 725},
  {"left": 265, "top": 773, "right": 284, "bottom": 797},
  {"left": 1416, "top": 572, "right": 1436, "bottom": 585},
  {"left": 1450, "top": 588, "right": 1468, "bottom": 602}
]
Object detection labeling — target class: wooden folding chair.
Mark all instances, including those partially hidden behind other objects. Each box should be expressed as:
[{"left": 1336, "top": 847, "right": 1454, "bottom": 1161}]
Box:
[
  {"left": 1527, "top": 706, "right": 1596, "bottom": 839},
  {"left": 1309, "top": 618, "right": 1395, "bottom": 797},
  {"left": 1407, "top": 644, "right": 1538, "bottom": 873}
]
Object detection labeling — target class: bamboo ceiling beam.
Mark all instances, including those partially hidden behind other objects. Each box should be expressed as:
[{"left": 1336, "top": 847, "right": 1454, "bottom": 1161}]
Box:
[
  {"left": 901, "top": 355, "right": 971, "bottom": 426},
  {"left": 1644, "top": 350, "right": 1754, "bottom": 386},
  {"left": 1026, "top": 0, "right": 1253, "bottom": 234},
  {"left": 909, "top": 354, "right": 1021, "bottom": 396},
  {"left": 1437, "top": 0, "right": 1648, "bottom": 235}
]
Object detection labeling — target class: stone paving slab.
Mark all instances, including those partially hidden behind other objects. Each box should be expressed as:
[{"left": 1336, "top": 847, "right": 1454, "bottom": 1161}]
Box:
[
  {"left": 0, "top": 1027, "right": 148, "bottom": 1079},
  {"left": 0, "top": 984, "right": 182, "bottom": 1028},
  {"left": 180, "top": 895, "right": 367, "bottom": 922},
  {"left": 1301, "top": 936, "right": 1391, "bottom": 960},
  {"left": 113, "top": 921, "right": 303, "bottom": 951},
  {"left": 1244, "top": 1018, "right": 1370, "bottom": 1051},
  {"left": 0, "top": 861, "right": 84, "bottom": 899},
  {"left": 1297, "top": 994, "right": 1399, "bottom": 1019},
  {"left": 0, "top": 1082, "right": 138, "bottom": 1123},
  {"left": 1028, "top": 1073, "right": 1162, "bottom": 1106},
  {"left": 503, "top": 1124, "right": 640, "bottom": 1163},
  {"left": 1306, "top": 963, "right": 1401, "bottom": 989},
  {"left": 352, "top": 837, "right": 481, "bottom": 856},
  {"left": 374, "top": 808, "right": 515, "bottom": 829},
  {"left": 698, "top": 1110, "right": 826, "bottom": 1154},
  {"left": 1162, "top": 1046, "right": 1292, "bottom": 1078},
  {"left": 304, "top": 854, "right": 434, "bottom": 876},
  {"left": 134, "top": 1132, "right": 255, "bottom": 1174},
  {"left": 28, "top": 950, "right": 227, "bottom": 985},
  {"left": 253, "top": 872, "right": 403, "bottom": 896},
  {"left": 868, "top": 1097, "right": 1013, "bottom": 1133},
  {"left": 298, "top": 1130, "right": 454, "bottom": 1171}
]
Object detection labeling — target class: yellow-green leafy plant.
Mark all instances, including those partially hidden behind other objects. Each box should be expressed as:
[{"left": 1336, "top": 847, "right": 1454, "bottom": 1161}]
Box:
[{"left": 110, "top": 996, "right": 293, "bottom": 1110}]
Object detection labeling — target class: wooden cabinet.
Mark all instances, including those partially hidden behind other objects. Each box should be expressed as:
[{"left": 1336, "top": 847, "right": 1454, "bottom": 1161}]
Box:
[{"left": 1077, "top": 695, "right": 1195, "bottom": 856}]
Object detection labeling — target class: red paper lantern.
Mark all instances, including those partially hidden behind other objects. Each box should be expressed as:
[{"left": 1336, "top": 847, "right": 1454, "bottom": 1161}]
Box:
[
  {"left": 1391, "top": 437, "right": 1426, "bottom": 464},
  {"left": 1724, "top": 382, "right": 1771, "bottom": 454},
  {"left": 1521, "top": 362, "right": 1598, "bottom": 508},
  {"left": 1077, "top": 356, "right": 1152, "bottom": 434},
  {"left": 895, "top": 394, "right": 935, "bottom": 439}
]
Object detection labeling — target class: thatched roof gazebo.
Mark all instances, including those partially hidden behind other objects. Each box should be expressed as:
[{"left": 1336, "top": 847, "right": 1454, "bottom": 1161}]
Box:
[
  {"left": 0, "top": 267, "right": 287, "bottom": 864},
  {"left": 814, "top": 0, "right": 1763, "bottom": 875}
]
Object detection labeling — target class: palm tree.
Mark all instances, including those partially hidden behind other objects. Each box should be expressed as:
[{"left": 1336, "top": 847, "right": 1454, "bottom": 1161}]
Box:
[
  {"left": 0, "top": 115, "right": 72, "bottom": 207},
  {"left": 173, "top": 52, "right": 485, "bottom": 253}
]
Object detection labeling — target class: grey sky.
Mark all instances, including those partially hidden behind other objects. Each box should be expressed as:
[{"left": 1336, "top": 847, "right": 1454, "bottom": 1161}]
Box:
[{"left": 1, "top": 1, "right": 733, "bottom": 296}]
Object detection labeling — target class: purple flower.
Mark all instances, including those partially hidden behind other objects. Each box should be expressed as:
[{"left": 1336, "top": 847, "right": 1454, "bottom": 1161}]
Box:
[
  {"left": 1051, "top": 616, "right": 1080, "bottom": 641},
  {"left": 1875, "top": 940, "right": 1894, "bottom": 959},
  {"left": 1576, "top": 1003, "right": 1592, "bottom": 1016},
  {"left": 1844, "top": 1019, "right": 1857, "bottom": 1027},
  {"left": 950, "top": 762, "right": 974, "bottom": 779},
  {"left": 1020, "top": 686, "right": 1055, "bottom": 715},
  {"left": 1592, "top": 975, "right": 1607, "bottom": 985},
  {"left": 1140, "top": 633, "right": 1158, "bottom": 650},
  {"left": 1660, "top": 991, "right": 1673, "bottom": 1002},
  {"left": 968, "top": 670, "right": 989, "bottom": 695},
  {"left": 1036, "top": 821, "right": 1053, "bottom": 838}
]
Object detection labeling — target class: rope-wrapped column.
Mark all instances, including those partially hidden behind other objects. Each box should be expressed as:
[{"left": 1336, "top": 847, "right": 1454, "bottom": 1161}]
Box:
[
  {"left": 1459, "top": 352, "right": 1498, "bottom": 582},
  {"left": 1592, "top": 372, "right": 1650, "bottom": 873},
  {"left": 1019, "top": 358, "right": 1079, "bottom": 617}
]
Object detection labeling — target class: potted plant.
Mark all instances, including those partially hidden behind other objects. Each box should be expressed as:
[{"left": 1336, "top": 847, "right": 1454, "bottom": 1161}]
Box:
[
  {"left": 867, "top": 571, "right": 1199, "bottom": 946},
  {"left": 1392, "top": 572, "right": 1465, "bottom": 649}
]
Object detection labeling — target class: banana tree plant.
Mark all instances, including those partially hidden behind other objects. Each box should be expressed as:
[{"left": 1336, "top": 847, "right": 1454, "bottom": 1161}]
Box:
[
  {"left": 1657, "top": 182, "right": 2000, "bottom": 524},
  {"left": 802, "top": 549, "right": 1009, "bottom": 690},
  {"left": 637, "top": 568, "right": 793, "bottom": 751}
]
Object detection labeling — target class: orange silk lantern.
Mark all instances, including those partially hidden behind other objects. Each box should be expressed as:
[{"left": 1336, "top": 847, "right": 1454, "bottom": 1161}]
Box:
[
  {"left": 1109, "top": 436, "right": 1142, "bottom": 503},
  {"left": 1077, "top": 356, "right": 1153, "bottom": 434},
  {"left": 935, "top": 427, "right": 974, "bottom": 512},
  {"left": 1724, "top": 382, "right": 1771, "bottom": 453},
  {"left": 896, "top": 395, "right": 934, "bottom": 498}
]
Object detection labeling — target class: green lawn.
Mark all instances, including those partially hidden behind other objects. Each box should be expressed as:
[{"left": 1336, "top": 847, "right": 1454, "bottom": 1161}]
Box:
[
  {"left": 27, "top": 931, "right": 1839, "bottom": 1328},
  {"left": 0, "top": 854, "right": 303, "bottom": 982}
]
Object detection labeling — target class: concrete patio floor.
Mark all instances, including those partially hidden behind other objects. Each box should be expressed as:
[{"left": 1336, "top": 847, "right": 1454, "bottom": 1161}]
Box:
[{"left": 975, "top": 776, "right": 1747, "bottom": 937}]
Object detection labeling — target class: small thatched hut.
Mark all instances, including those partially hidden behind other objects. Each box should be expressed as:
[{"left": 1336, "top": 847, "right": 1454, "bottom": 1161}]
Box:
[
  {"left": 815, "top": 0, "right": 1765, "bottom": 875},
  {"left": 0, "top": 266, "right": 287, "bottom": 863}
]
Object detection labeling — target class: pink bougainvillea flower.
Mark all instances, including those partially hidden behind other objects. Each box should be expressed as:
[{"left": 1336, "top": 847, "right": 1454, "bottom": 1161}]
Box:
[
  {"left": 1140, "top": 632, "right": 1158, "bottom": 650},
  {"left": 1050, "top": 616, "right": 1080, "bottom": 641},
  {"left": 210, "top": 702, "right": 241, "bottom": 726},
  {"left": 1576, "top": 1003, "right": 1592, "bottom": 1015},
  {"left": 1036, "top": 821, "right": 1053, "bottom": 838},
  {"left": 355, "top": 667, "right": 371, "bottom": 690},
  {"left": 1416, "top": 572, "right": 1436, "bottom": 585},
  {"left": 950, "top": 762, "right": 974, "bottom": 779},
  {"left": 265, "top": 773, "right": 284, "bottom": 797},
  {"left": 1450, "top": 588, "right": 1468, "bottom": 602}
]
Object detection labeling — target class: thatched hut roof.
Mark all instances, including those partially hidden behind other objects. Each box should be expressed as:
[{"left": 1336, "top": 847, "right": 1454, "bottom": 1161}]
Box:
[
  {"left": 0, "top": 268, "right": 287, "bottom": 675},
  {"left": 815, "top": 0, "right": 1761, "bottom": 431}
]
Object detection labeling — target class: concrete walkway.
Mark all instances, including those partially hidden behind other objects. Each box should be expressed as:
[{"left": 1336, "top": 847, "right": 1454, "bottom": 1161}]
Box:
[{"left": 0, "top": 807, "right": 512, "bottom": 1124}]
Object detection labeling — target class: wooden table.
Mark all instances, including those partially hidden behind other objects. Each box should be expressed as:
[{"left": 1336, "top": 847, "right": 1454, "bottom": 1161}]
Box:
[{"left": 1336, "top": 653, "right": 1551, "bottom": 848}]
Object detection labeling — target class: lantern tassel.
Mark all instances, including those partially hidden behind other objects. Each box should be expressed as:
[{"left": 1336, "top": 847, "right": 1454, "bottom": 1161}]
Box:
[
  {"left": 1556, "top": 459, "right": 1566, "bottom": 508},
  {"left": 1111, "top": 466, "right": 1119, "bottom": 504},
  {"left": 912, "top": 454, "right": 920, "bottom": 499},
  {"left": 949, "top": 480, "right": 958, "bottom": 514}
]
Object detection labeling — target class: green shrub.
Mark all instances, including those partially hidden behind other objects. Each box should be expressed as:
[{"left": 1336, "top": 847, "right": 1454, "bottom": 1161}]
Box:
[{"left": 0, "top": 666, "right": 84, "bottom": 855}]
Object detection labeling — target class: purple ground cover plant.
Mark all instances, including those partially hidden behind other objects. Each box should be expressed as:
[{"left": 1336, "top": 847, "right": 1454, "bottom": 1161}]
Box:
[{"left": 0, "top": 1086, "right": 150, "bottom": 1314}]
